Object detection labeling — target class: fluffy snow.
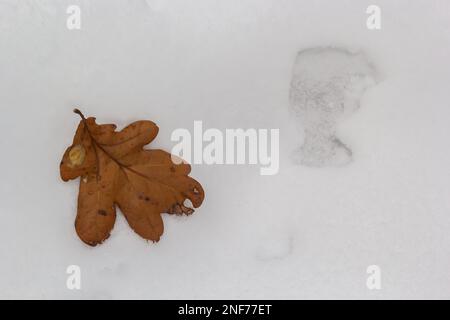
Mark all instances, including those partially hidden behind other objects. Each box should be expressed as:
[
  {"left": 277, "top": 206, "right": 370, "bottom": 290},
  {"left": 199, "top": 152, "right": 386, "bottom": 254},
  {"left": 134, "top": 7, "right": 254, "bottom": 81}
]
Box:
[
  {"left": 289, "top": 47, "right": 377, "bottom": 166},
  {"left": 1, "top": 0, "right": 450, "bottom": 299}
]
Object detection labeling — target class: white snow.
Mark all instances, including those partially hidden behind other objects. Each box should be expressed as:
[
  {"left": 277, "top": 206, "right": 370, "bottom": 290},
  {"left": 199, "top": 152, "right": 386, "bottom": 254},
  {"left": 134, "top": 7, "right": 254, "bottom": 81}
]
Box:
[
  {"left": 1, "top": 0, "right": 450, "bottom": 299},
  {"left": 289, "top": 47, "right": 377, "bottom": 166}
]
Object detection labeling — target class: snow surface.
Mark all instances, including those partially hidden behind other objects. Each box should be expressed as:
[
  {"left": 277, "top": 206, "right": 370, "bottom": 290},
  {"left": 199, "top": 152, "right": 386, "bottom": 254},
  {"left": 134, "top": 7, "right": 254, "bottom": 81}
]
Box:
[
  {"left": 1, "top": 0, "right": 450, "bottom": 299},
  {"left": 289, "top": 47, "right": 377, "bottom": 166}
]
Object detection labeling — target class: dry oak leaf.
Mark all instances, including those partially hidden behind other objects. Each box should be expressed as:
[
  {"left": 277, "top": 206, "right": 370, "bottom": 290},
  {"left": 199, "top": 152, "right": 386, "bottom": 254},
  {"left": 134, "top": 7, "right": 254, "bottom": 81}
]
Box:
[{"left": 60, "top": 109, "right": 205, "bottom": 246}]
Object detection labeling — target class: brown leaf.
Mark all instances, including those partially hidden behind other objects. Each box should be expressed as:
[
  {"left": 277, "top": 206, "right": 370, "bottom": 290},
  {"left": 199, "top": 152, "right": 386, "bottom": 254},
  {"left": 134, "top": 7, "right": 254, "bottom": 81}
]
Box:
[{"left": 60, "top": 109, "right": 205, "bottom": 246}]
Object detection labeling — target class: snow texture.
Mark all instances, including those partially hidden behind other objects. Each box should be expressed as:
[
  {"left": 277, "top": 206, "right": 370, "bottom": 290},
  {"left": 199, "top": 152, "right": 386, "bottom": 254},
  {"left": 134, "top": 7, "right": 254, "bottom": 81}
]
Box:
[
  {"left": 290, "top": 47, "right": 376, "bottom": 167},
  {"left": 1, "top": 0, "right": 450, "bottom": 299}
]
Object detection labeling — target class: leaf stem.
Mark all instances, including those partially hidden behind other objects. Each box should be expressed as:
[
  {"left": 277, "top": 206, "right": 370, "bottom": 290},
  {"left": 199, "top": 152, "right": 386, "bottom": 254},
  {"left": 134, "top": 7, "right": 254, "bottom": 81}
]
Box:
[{"left": 73, "top": 108, "right": 86, "bottom": 120}]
